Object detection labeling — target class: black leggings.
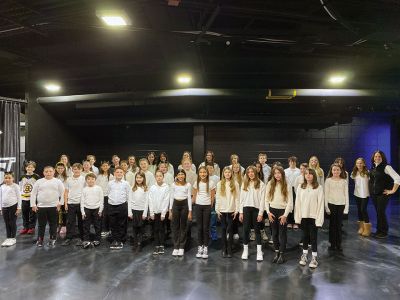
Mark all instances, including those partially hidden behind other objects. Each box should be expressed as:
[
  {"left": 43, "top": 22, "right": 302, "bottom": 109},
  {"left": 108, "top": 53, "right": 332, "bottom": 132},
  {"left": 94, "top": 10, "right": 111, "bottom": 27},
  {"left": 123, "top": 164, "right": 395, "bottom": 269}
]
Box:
[
  {"left": 22, "top": 200, "right": 36, "bottom": 229},
  {"left": 131, "top": 209, "right": 144, "bottom": 244},
  {"left": 328, "top": 203, "right": 344, "bottom": 248},
  {"left": 172, "top": 199, "right": 189, "bottom": 249},
  {"left": 37, "top": 207, "right": 58, "bottom": 239},
  {"left": 242, "top": 207, "right": 261, "bottom": 245},
  {"left": 301, "top": 218, "right": 318, "bottom": 252},
  {"left": 355, "top": 196, "right": 369, "bottom": 223},
  {"left": 2, "top": 204, "right": 17, "bottom": 238},
  {"left": 288, "top": 187, "right": 296, "bottom": 224},
  {"left": 270, "top": 207, "right": 288, "bottom": 252},
  {"left": 371, "top": 194, "right": 389, "bottom": 235},
  {"left": 153, "top": 213, "right": 165, "bottom": 246},
  {"left": 195, "top": 204, "right": 211, "bottom": 246},
  {"left": 220, "top": 212, "right": 233, "bottom": 252},
  {"left": 102, "top": 196, "right": 110, "bottom": 232}
]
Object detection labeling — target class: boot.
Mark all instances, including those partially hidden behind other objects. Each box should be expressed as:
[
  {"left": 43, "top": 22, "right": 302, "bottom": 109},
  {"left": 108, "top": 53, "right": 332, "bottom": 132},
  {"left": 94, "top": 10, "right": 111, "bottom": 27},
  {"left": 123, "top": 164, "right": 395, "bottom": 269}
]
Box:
[
  {"left": 362, "top": 223, "right": 372, "bottom": 237},
  {"left": 357, "top": 221, "right": 364, "bottom": 235},
  {"left": 241, "top": 245, "right": 249, "bottom": 260},
  {"left": 256, "top": 244, "right": 263, "bottom": 261},
  {"left": 272, "top": 250, "right": 280, "bottom": 263}
]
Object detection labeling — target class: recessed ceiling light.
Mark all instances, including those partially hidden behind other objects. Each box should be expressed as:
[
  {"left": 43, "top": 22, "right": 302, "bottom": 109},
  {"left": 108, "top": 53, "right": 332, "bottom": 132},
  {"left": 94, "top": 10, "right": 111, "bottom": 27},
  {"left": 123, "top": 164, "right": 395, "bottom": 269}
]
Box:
[
  {"left": 176, "top": 74, "right": 192, "bottom": 85},
  {"left": 328, "top": 75, "right": 346, "bottom": 84},
  {"left": 44, "top": 83, "right": 61, "bottom": 92},
  {"left": 101, "top": 16, "right": 127, "bottom": 26},
  {"left": 96, "top": 9, "right": 131, "bottom": 27}
]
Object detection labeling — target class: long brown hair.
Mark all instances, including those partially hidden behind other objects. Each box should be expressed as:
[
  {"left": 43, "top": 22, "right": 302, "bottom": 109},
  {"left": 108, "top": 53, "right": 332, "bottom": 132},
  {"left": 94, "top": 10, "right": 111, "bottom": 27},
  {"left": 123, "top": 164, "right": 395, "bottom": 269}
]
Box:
[
  {"left": 327, "top": 163, "right": 347, "bottom": 179},
  {"left": 351, "top": 158, "right": 369, "bottom": 178},
  {"left": 220, "top": 167, "right": 237, "bottom": 198},
  {"left": 267, "top": 166, "right": 288, "bottom": 202},
  {"left": 243, "top": 165, "right": 260, "bottom": 191},
  {"left": 133, "top": 171, "right": 148, "bottom": 192},
  {"left": 301, "top": 168, "right": 319, "bottom": 189},
  {"left": 55, "top": 162, "right": 68, "bottom": 181},
  {"left": 196, "top": 166, "right": 210, "bottom": 193},
  {"left": 232, "top": 162, "right": 243, "bottom": 187}
]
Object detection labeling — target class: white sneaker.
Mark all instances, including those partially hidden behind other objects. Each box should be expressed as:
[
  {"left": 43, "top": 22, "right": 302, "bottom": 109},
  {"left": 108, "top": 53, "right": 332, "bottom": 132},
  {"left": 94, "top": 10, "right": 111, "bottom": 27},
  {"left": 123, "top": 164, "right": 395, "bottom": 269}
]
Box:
[
  {"left": 172, "top": 249, "right": 179, "bottom": 256},
  {"left": 1, "top": 239, "right": 10, "bottom": 247},
  {"left": 178, "top": 249, "right": 184, "bottom": 256},
  {"left": 202, "top": 246, "right": 208, "bottom": 259},
  {"left": 309, "top": 256, "right": 318, "bottom": 268},
  {"left": 261, "top": 229, "right": 268, "bottom": 241},
  {"left": 196, "top": 246, "right": 203, "bottom": 258},
  {"left": 256, "top": 245, "right": 263, "bottom": 261},
  {"left": 241, "top": 245, "right": 249, "bottom": 260},
  {"left": 233, "top": 234, "right": 239, "bottom": 240},
  {"left": 8, "top": 238, "right": 16, "bottom": 246},
  {"left": 299, "top": 253, "right": 308, "bottom": 266},
  {"left": 250, "top": 229, "right": 255, "bottom": 241}
]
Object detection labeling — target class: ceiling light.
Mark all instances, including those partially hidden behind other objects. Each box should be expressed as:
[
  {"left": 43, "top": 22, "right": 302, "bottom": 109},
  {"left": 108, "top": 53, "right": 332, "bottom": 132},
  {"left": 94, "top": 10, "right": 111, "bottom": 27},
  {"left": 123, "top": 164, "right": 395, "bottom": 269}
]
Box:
[
  {"left": 101, "top": 16, "right": 127, "bottom": 26},
  {"left": 96, "top": 9, "right": 131, "bottom": 27},
  {"left": 176, "top": 74, "right": 192, "bottom": 85},
  {"left": 44, "top": 83, "right": 61, "bottom": 92},
  {"left": 328, "top": 75, "right": 346, "bottom": 84}
]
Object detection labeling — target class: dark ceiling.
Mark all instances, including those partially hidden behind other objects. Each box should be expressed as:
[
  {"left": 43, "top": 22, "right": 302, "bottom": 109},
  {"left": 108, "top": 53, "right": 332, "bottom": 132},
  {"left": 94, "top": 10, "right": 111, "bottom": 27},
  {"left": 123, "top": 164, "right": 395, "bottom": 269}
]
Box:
[{"left": 1, "top": 0, "right": 400, "bottom": 124}]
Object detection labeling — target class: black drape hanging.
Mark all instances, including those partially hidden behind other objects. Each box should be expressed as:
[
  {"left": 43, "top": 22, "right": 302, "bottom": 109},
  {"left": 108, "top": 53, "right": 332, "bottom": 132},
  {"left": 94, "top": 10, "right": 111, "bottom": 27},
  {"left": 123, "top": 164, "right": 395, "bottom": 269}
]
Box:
[{"left": 0, "top": 99, "right": 22, "bottom": 182}]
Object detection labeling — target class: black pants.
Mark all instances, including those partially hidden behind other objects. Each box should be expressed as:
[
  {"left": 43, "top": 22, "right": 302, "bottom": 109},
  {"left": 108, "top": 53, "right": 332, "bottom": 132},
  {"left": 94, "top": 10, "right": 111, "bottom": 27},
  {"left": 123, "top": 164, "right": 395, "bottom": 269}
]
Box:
[
  {"left": 355, "top": 196, "right": 369, "bottom": 223},
  {"left": 66, "top": 203, "right": 83, "bottom": 240},
  {"left": 37, "top": 207, "right": 58, "bottom": 239},
  {"left": 22, "top": 200, "right": 36, "bottom": 229},
  {"left": 153, "top": 213, "right": 165, "bottom": 246},
  {"left": 109, "top": 202, "right": 127, "bottom": 243},
  {"left": 243, "top": 207, "right": 261, "bottom": 245},
  {"left": 270, "top": 207, "right": 288, "bottom": 252},
  {"left": 301, "top": 218, "right": 318, "bottom": 252},
  {"left": 232, "top": 217, "right": 239, "bottom": 235},
  {"left": 220, "top": 212, "right": 233, "bottom": 253},
  {"left": 288, "top": 187, "right": 296, "bottom": 224},
  {"left": 195, "top": 204, "right": 211, "bottom": 246},
  {"left": 102, "top": 196, "right": 110, "bottom": 232},
  {"left": 328, "top": 203, "right": 345, "bottom": 248},
  {"left": 371, "top": 194, "right": 389, "bottom": 235},
  {"left": 83, "top": 208, "right": 101, "bottom": 241},
  {"left": 131, "top": 210, "right": 144, "bottom": 244},
  {"left": 172, "top": 199, "right": 189, "bottom": 249},
  {"left": 2, "top": 204, "right": 17, "bottom": 238},
  {"left": 59, "top": 204, "right": 67, "bottom": 227}
]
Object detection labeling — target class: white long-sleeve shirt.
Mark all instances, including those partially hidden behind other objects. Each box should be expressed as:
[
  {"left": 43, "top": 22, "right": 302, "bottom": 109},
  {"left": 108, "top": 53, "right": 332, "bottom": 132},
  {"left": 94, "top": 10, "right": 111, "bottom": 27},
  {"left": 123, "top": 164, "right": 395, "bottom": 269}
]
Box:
[
  {"left": 128, "top": 186, "right": 148, "bottom": 215},
  {"left": 261, "top": 182, "right": 293, "bottom": 217},
  {"left": 0, "top": 183, "right": 21, "bottom": 209},
  {"left": 284, "top": 167, "right": 301, "bottom": 188},
  {"left": 239, "top": 180, "right": 265, "bottom": 213},
  {"left": 294, "top": 174, "right": 304, "bottom": 191},
  {"left": 375, "top": 164, "right": 400, "bottom": 185},
  {"left": 80, "top": 185, "right": 104, "bottom": 214},
  {"left": 95, "top": 174, "right": 114, "bottom": 196},
  {"left": 295, "top": 185, "right": 325, "bottom": 227},
  {"left": 216, "top": 180, "right": 240, "bottom": 214},
  {"left": 31, "top": 178, "right": 65, "bottom": 208},
  {"left": 169, "top": 182, "right": 192, "bottom": 211},
  {"left": 351, "top": 173, "right": 370, "bottom": 198},
  {"left": 144, "top": 183, "right": 170, "bottom": 218},
  {"left": 107, "top": 179, "right": 130, "bottom": 205},
  {"left": 65, "top": 175, "right": 86, "bottom": 204},
  {"left": 324, "top": 177, "right": 349, "bottom": 214}
]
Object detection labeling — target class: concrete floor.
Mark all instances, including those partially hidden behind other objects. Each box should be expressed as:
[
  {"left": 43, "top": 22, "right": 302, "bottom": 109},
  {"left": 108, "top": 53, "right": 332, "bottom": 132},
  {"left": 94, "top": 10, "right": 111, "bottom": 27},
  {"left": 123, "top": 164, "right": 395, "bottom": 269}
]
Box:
[{"left": 0, "top": 203, "right": 399, "bottom": 300}]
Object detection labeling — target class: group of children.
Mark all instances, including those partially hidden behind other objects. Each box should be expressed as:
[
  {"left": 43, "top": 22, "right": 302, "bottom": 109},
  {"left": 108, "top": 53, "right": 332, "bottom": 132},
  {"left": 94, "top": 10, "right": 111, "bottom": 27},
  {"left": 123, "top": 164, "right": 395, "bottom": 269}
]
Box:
[{"left": 1, "top": 150, "right": 399, "bottom": 269}]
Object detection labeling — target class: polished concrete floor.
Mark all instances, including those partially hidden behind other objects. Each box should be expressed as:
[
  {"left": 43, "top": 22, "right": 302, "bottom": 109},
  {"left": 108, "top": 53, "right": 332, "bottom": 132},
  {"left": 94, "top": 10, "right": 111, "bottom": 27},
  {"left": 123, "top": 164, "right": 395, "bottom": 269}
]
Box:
[{"left": 0, "top": 203, "right": 399, "bottom": 300}]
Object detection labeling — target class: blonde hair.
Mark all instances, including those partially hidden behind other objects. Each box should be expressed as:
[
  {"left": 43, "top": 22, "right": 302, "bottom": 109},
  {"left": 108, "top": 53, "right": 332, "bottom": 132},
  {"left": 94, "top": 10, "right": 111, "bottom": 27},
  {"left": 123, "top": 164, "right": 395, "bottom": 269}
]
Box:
[
  {"left": 220, "top": 167, "right": 237, "bottom": 198},
  {"left": 232, "top": 163, "right": 243, "bottom": 187},
  {"left": 351, "top": 158, "right": 369, "bottom": 178},
  {"left": 267, "top": 166, "right": 288, "bottom": 202},
  {"left": 309, "top": 156, "right": 323, "bottom": 178},
  {"left": 243, "top": 165, "right": 260, "bottom": 191}
]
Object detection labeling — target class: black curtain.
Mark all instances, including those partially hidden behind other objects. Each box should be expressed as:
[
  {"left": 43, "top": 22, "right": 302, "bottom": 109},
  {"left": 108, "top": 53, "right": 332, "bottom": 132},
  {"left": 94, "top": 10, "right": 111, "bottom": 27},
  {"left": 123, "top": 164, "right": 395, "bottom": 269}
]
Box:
[{"left": 0, "top": 100, "right": 21, "bottom": 182}]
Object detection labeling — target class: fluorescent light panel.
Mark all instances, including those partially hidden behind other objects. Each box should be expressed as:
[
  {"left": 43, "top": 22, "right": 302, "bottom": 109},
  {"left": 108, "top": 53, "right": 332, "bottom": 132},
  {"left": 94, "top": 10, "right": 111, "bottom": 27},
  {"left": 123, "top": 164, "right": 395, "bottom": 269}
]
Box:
[
  {"left": 101, "top": 16, "right": 127, "bottom": 26},
  {"left": 44, "top": 83, "right": 61, "bottom": 92}
]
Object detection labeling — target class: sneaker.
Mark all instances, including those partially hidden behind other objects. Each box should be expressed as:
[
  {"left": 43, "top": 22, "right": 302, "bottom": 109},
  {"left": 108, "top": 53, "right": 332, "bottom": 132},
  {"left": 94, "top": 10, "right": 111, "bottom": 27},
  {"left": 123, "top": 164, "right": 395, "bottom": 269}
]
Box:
[
  {"left": 309, "top": 256, "right": 318, "bottom": 268},
  {"left": 116, "top": 242, "right": 123, "bottom": 250},
  {"left": 268, "top": 239, "right": 273, "bottom": 245},
  {"left": 196, "top": 246, "right": 203, "bottom": 258},
  {"left": 101, "top": 231, "right": 108, "bottom": 238},
  {"left": 75, "top": 239, "right": 83, "bottom": 247},
  {"left": 110, "top": 241, "right": 119, "bottom": 249},
  {"left": 299, "top": 253, "right": 308, "bottom": 266},
  {"left": 272, "top": 251, "right": 280, "bottom": 263},
  {"left": 1, "top": 239, "right": 10, "bottom": 247},
  {"left": 36, "top": 238, "right": 44, "bottom": 247},
  {"left": 287, "top": 224, "right": 293, "bottom": 229},
  {"left": 62, "top": 239, "right": 72, "bottom": 246},
  {"left": 256, "top": 245, "right": 263, "bottom": 261},
  {"left": 47, "top": 239, "right": 56, "bottom": 247},
  {"left": 178, "top": 248, "right": 184, "bottom": 256},
  {"left": 82, "top": 241, "right": 91, "bottom": 249},
  {"left": 172, "top": 249, "right": 179, "bottom": 256},
  {"left": 233, "top": 234, "right": 239, "bottom": 240},
  {"left": 261, "top": 229, "right": 268, "bottom": 241},
  {"left": 153, "top": 246, "right": 159, "bottom": 255},
  {"left": 299, "top": 241, "right": 303, "bottom": 246},
  {"left": 277, "top": 253, "right": 285, "bottom": 264},
  {"left": 20, "top": 228, "right": 29, "bottom": 235},
  {"left": 375, "top": 233, "right": 388, "bottom": 239},
  {"left": 158, "top": 245, "right": 165, "bottom": 254},
  {"left": 27, "top": 228, "right": 35, "bottom": 234},
  {"left": 293, "top": 224, "right": 299, "bottom": 230},
  {"left": 92, "top": 240, "right": 100, "bottom": 247},
  {"left": 202, "top": 246, "right": 208, "bottom": 259},
  {"left": 241, "top": 245, "right": 249, "bottom": 260},
  {"left": 8, "top": 238, "right": 16, "bottom": 246},
  {"left": 250, "top": 229, "right": 255, "bottom": 241}
]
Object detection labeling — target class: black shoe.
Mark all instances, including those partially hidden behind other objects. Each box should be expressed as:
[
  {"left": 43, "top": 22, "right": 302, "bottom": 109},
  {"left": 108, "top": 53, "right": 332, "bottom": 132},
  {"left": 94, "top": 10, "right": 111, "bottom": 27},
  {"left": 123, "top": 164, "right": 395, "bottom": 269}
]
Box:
[
  {"left": 110, "top": 240, "right": 119, "bottom": 249},
  {"left": 277, "top": 252, "right": 285, "bottom": 264},
  {"left": 153, "top": 246, "right": 159, "bottom": 255},
  {"left": 272, "top": 251, "right": 280, "bottom": 263},
  {"left": 82, "top": 241, "right": 91, "bottom": 249},
  {"left": 375, "top": 233, "right": 388, "bottom": 239},
  {"left": 158, "top": 245, "right": 165, "bottom": 254},
  {"left": 93, "top": 240, "right": 100, "bottom": 247},
  {"left": 75, "top": 239, "right": 83, "bottom": 247},
  {"left": 62, "top": 239, "right": 72, "bottom": 246},
  {"left": 116, "top": 242, "right": 123, "bottom": 249}
]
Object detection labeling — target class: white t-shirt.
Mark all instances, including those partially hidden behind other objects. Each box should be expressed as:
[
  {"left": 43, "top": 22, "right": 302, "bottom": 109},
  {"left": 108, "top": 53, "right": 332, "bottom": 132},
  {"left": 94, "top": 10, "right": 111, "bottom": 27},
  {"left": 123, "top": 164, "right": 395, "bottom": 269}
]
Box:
[{"left": 193, "top": 180, "right": 216, "bottom": 205}]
